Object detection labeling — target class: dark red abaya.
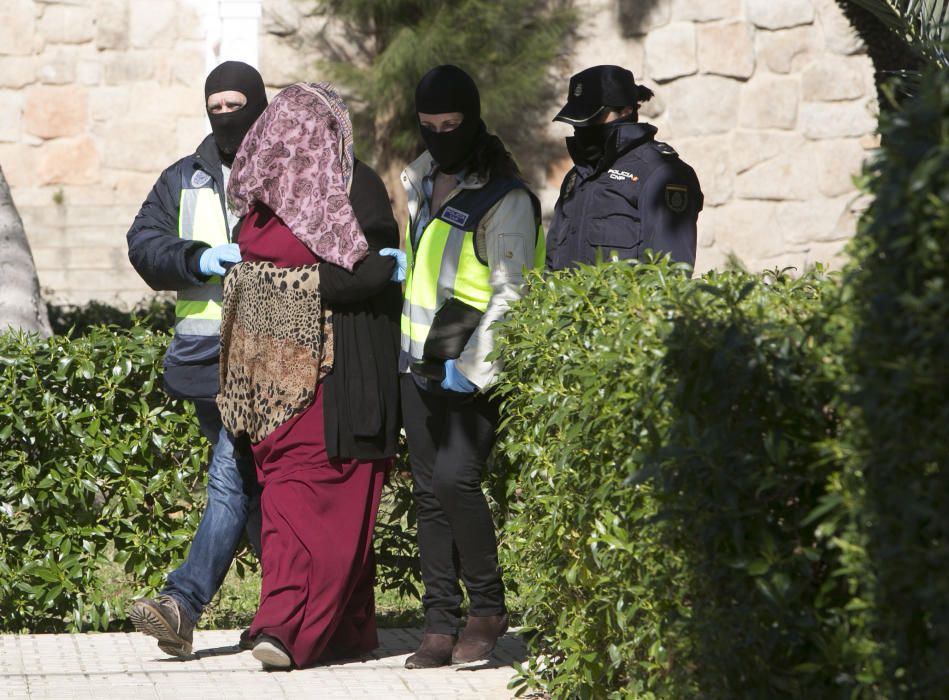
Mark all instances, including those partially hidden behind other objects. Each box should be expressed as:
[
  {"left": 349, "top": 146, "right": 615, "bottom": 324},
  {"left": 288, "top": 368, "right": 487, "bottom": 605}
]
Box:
[{"left": 240, "top": 205, "right": 389, "bottom": 667}]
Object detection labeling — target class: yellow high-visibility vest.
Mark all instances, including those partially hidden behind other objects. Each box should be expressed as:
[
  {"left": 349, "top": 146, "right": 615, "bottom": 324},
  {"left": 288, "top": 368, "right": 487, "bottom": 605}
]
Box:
[
  {"left": 401, "top": 180, "right": 545, "bottom": 360},
  {"left": 175, "top": 176, "right": 229, "bottom": 337}
]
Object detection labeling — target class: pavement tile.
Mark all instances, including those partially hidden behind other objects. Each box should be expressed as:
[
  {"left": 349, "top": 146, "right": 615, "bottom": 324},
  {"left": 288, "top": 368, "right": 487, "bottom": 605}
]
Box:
[{"left": 1, "top": 629, "right": 526, "bottom": 699}]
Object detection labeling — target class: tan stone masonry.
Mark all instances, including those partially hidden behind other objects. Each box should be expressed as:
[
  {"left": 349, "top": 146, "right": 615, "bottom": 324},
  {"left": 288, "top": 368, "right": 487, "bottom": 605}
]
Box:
[
  {"left": 554, "top": 0, "right": 879, "bottom": 274},
  {"left": 2, "top": 0, "right": 878, "bottom": 306}
]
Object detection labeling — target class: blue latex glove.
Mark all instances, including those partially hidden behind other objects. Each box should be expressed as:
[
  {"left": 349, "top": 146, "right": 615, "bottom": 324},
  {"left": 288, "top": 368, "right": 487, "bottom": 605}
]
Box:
[
  {"left": 199, "top": 243, "right": 241, "bottom": 277},
  {"left": 441, "top": 359, "right": 477, "bottom": 393},
  {"left": 379, "top": 247, "right": 407, "bottom": 282}
]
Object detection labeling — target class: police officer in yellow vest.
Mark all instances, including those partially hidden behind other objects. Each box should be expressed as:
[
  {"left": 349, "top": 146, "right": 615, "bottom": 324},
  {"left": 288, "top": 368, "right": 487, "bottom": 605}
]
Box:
[
  {"left": 125, "top": 62, "right": 267, "bottom": 657},
  {"left": 396, "top": 65, "right": 544, "bottom": 669}
]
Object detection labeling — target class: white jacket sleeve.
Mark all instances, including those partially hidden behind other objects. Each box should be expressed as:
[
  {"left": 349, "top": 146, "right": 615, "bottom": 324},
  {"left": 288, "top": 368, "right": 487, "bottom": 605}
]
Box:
[{"left": 455, "top": 188, "right": 537, "bottom": 389}]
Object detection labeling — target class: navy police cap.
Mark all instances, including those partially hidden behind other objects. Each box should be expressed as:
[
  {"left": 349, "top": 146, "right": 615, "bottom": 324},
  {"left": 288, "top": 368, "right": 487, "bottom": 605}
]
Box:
[{"left": 553, "top": 65, "right": 640, "bottom": 125}]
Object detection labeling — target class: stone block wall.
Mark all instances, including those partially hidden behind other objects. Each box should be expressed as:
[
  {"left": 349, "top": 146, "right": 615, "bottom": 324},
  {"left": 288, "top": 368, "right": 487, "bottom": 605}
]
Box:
[
  {"left": 1, "top": 0, "right": 208, "bottom": 306},
  {"left": 551, "top": 0, "right": 879, "bottom": 273},
  {"left": 2, "top": 0, "right": 879, "bottom": 307}
]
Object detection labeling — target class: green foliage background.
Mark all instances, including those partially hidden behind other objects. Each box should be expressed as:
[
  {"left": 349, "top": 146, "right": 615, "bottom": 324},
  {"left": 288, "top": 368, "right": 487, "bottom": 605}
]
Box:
[
  {"left": 0, "top": 326, "right": 207, "bottom": 631},
  {"left": 46, "top": 297, "right": 175, "bottom": 339},
  {"left": 843, "top": 65, "right": 949, "bottom": 697},
  {"left": 487, "top": 61, "right": 947, "bottom": 699},
  {"left": 317, "top": 0, "right": 575, "bottom": 172},
  {"left": 0, "top": 322, "right": 420, "bottom": 632},
  {"left": 493, "top": 261, "right": 878, "bottom": 699},
  {"left": 847, "top": 0, "right": 948, "bottom": 71}
]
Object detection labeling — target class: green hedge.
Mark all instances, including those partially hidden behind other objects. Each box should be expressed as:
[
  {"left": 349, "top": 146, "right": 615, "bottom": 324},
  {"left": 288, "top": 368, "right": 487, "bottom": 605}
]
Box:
[
  {"left": 493, "top": 261, "right": 877, "bottom": 699},
  {"left": 494, "top": 261, "right": 687, "bottom": 699},
  {"left": 491, "top": 63, "right": 948, "bottom": 700},
  {"left": 46, "top": 298, "right": 175, "bottom": 338},
  {"left": 653, "top": 269, "right": 873, "bottom": 698},
  {"left": 0, "top": 326, "right": 208, "bottom": 631},
  {"left": 845, "top": 66, "right": 949, "bottom": 698},
  {"left": 0, "top": 323, "right": 420, "bottom": 632}
]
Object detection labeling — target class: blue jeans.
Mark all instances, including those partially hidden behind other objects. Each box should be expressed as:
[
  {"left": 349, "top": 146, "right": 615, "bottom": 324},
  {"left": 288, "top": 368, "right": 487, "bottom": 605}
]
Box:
[{"left": 162, "top": 399, "right": 261, "bottom": 623}]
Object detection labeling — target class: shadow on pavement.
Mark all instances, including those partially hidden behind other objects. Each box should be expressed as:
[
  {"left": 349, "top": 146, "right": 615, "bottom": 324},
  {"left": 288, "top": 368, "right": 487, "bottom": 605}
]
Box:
[
  {"left": 368, "top": 630, "right": 527, "bottom": 670},
  {"left": 196, "top": 644, "right": 246, "bottom": 659},
  {"left": 153, "top": 643, "right": 245, "bottom": 662}
]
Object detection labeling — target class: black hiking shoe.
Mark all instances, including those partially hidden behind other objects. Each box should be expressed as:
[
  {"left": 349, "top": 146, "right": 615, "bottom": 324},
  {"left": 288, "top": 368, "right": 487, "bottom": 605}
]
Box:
[
  {"left": 238, "top": 628, "right": 254, "bottom": 650},
  {"left": 129, "top": 595, "right": 195, "bottom": 657}
]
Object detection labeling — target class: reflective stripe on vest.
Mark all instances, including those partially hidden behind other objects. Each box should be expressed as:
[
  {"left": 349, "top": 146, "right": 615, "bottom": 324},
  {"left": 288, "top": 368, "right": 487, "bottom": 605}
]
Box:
[
  {"left": 175, "top": 186, "right": 229, "bottom": 337},
  {"left": 400, "top": 215, "right": 545, "bottom": 359}
]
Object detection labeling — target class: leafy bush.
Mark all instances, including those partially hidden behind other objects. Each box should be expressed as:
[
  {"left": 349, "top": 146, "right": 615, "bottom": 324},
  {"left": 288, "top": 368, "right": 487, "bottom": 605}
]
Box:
[
  {"left": 0, "top": 326, "right": 208, "bottom": 631},
  {"left": 319, "top": 0, "right": 576, "bottom": 171},
  {"left": 46, "top": 297, "right": 175, "bottom": 338},
  {"left": 0, "top": 324, "right": 421, "bottom": 632},
  {"left": 494, "top": 260, "right": 876, "bottom": 698},
  {"left": 494, "top": 261, "right": 682, "bottom": 699},
  {"left": 653, "top": 270, "right": 876, "bottom": 698},
  {"left": 844, "top": 66, "right": 949, "bottom": 698},
  {"left": 375, "top": 449, "right": 422, "bottom": 601}
]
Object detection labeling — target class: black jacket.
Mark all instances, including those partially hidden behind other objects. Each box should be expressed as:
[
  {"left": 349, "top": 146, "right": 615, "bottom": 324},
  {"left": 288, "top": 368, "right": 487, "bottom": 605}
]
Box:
[
  {"left": 546, "top": 122, "right": 703, "bottom": 271},
  {"left": 126, "top": 134, "right": 226, "bottom": 398},
  {"left": 319, "top": 161, "right": 402, "bottom": 461}
]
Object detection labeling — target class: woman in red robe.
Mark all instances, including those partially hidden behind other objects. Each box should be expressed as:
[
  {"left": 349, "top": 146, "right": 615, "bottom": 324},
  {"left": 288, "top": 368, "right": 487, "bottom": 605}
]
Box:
[{"left": 221, "top": 82, "right": 402, "bottom": 669}]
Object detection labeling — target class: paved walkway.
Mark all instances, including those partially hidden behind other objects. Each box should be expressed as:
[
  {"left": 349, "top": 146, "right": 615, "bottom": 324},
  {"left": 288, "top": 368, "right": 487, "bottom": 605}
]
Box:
[{"left": 1, "top": 629, "right": 528, "bottom": 699}]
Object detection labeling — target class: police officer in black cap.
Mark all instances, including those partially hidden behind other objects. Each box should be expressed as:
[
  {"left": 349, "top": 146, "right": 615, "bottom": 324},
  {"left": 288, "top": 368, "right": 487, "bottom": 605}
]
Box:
[{"left": 546, "top": 65, "right": 703, "bottom": 271}]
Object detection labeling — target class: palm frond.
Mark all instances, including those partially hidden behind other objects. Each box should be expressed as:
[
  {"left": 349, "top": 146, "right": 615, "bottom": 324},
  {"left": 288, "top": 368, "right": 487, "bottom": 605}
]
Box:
[
  {"left": 917, "top": 0, "right": 949, "bottom": 62},
  {"left": 847, "top": 0, "right": 949, "bottom": 68},
  {"left": 848, "top": 0, "right": 908, "bottom": 30}
]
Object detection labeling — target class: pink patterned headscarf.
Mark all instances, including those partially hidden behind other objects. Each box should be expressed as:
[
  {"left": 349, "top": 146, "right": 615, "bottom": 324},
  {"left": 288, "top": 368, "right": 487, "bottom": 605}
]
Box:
[{"left": 227, "top": 82, "right": 369, "bottom": 271}]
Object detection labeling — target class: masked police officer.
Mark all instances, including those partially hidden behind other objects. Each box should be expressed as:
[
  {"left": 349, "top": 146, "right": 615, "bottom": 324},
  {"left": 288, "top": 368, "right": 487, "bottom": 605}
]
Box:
[
  {"left": 546, "top": 65, "right": 703, "bottom": 271},
  {"left": 126, "top": 61, "right": 268, "bottom": 658}
]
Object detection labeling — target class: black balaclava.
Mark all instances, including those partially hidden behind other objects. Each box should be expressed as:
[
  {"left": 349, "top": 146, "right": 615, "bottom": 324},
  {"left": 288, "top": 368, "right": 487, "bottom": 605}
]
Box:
[
  {"left": 415, "top": 65, "right": 484, "bottom": 174},
  {"left": 567, "top": 114, "right": 637, "bottom": 168},
  {"left": 204, "top": 61, "right": 268, "bottom": 164}
]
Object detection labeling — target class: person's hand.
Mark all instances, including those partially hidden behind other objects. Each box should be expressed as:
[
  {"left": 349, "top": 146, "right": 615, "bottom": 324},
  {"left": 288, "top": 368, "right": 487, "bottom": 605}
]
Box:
[
  {"left": 441, "top": 359, "right": 477, "bottom": 393},
  {"left": 379, "top": 247, "right": 407, "bottom": 282},
  {"left": 199, "top": 243, "right": 242, "bottom": 276}
]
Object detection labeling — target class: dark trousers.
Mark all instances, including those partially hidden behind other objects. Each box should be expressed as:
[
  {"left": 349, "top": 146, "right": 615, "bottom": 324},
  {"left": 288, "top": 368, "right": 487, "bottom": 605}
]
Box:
[{"left": 400, "top": 373, "right": 506, "bottom": 635}]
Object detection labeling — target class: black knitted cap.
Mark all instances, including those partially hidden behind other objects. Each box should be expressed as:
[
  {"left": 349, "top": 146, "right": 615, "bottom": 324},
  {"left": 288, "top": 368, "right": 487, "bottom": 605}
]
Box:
[
  {"left": 204, "top": 60, "right": 266, "bottom": 104},
  {"left": 414, "top": 64, "right": 480, "bottom": 119}
]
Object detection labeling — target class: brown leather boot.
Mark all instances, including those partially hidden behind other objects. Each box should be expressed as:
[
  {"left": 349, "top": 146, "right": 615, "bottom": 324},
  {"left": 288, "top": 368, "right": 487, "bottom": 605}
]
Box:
[
  {"left": 451, "top": 613, "right": 508, "bottom": 664},
  {"left": 404, "top": 632, "right": 456, "bottom": 669}
]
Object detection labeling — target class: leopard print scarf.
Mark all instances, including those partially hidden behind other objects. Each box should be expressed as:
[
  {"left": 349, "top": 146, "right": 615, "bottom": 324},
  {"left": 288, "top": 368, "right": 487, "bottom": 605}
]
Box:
[{"left": 217, "top": 261, "right": 334, "bottom": 443}]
